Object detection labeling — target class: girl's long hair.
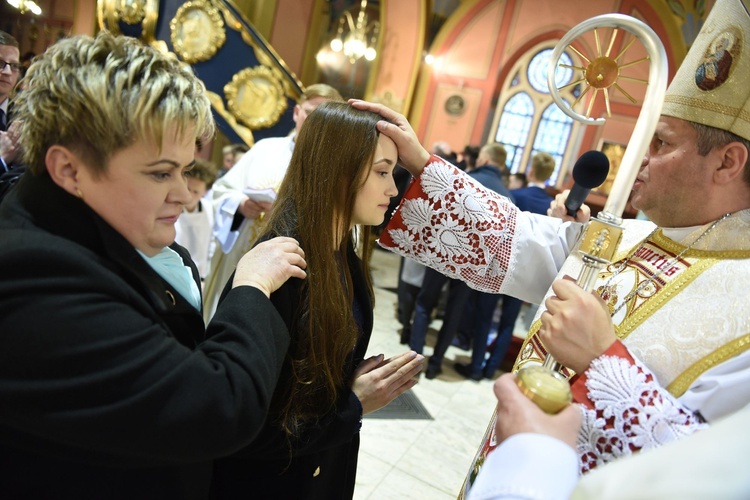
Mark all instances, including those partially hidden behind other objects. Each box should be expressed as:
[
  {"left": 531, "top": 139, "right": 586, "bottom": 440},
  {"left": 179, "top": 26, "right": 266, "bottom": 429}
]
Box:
[{"left": 262, "top": 101, "right": 381, "bottom": 437}]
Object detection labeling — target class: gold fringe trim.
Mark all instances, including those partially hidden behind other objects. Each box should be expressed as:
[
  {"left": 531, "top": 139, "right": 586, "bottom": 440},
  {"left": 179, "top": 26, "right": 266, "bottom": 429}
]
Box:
[
  {"left": 664, "top": 95, "right": 750, "bottom": 126},
  {"left": 511, "top": 231, "right": 750, "bottom": 381},
  {"left": 667, "top": 333, "right": 750, "bottom": 397},
  {"left": 614, "top": 256, "right": 718, "bottom": 340},
  {"left": 612, "top": 228, "right": 750, "bottom": 340}
]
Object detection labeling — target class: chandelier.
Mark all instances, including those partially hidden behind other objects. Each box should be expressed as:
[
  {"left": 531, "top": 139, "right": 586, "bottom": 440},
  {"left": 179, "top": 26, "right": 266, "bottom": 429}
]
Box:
[
  {"left": 7, "top": 0, "right": 42, "bottom": 15},
  {"left": 329, "top": 0, "right": 380, "bottom": 63}
]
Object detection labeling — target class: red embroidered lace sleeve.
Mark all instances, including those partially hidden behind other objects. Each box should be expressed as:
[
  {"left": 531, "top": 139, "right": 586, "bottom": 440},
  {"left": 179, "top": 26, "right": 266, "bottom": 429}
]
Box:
[
  {"left": 572, "top": 341, "right": 708, "bottom": 473},
  {"left": 379, "top": 155, "right": 518, "bottom": 294}
]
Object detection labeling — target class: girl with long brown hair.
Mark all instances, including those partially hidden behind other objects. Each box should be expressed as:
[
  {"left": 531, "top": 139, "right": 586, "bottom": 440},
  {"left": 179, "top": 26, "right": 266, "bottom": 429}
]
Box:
[{"left": 211, "top": 101, "right": 424, "bottom": 499}]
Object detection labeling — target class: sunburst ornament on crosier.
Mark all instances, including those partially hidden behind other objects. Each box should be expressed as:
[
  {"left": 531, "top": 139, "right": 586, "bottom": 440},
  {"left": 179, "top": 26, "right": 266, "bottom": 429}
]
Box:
[{"left": 556, "top": 28, "right": 649, "bottom": 119}]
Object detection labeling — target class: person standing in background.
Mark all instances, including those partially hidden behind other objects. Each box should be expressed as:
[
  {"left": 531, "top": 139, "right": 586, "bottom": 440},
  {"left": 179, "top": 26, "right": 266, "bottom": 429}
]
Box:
[
  {"left": 507, "top": 172, "right": 527, "bottom": 190},
  {"left": 0, "top": 31, "right": 21, "bottom": 174},
  {"left": 455, "top": 152, "right": 558, "bottom": 380},
  {"left": 510, "top": 151, "right": 556, "bottom": 213},
  {"left": 175, "top": 158, "right": 218, "bottom": 281},
  {"left": 217, "top": 143, "right": 248, "bottom": 178},
  {"left": 410, "top": 143, "right": 514, "bottom": 380}
]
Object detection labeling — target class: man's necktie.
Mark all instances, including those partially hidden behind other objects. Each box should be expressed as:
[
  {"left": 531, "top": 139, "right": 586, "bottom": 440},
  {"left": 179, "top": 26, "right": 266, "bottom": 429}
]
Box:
[{"left": 0, "top": 109, "right": 6, "bottom": 132}]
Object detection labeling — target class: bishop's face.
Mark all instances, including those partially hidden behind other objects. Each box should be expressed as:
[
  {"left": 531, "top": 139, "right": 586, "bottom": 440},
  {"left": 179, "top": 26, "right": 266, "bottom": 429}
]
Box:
[{"left": 632, "top": 116, "right": 718, "bottom": 227}]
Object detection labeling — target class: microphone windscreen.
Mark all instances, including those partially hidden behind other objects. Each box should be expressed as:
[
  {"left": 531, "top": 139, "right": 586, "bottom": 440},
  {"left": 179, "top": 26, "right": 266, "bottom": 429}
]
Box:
[{"left": 571, "top": 151, "right": 610, "bottom": 189}]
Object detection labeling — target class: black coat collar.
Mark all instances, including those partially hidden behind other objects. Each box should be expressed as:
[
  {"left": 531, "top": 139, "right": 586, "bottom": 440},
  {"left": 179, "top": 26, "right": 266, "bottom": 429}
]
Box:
[{"left": 6, "top": 172, "right": 204, "bottom": 346}]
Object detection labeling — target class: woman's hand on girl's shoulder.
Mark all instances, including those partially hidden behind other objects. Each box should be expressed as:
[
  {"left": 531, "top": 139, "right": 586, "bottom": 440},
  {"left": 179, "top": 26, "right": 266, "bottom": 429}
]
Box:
[{"left": 232, "top": 237, "right": 307, "bottom": 297}]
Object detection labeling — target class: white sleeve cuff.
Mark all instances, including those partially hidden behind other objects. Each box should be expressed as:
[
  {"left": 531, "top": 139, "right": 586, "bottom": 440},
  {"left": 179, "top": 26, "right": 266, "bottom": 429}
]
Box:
[
  {"left": 213, "top": 193, "right": 245, "bottom": 253},
  {"left": 467, "top": 433, "right": 579, "bottom": 500}
]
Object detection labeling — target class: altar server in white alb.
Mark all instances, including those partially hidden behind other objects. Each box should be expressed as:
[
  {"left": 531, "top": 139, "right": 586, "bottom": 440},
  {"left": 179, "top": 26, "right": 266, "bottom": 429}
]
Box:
[
  {"left": 354, "top": 0, "right": 750, "bottom": 476},
  {"left": 203, "top": 84, "right": 343, "bottom": 321}
]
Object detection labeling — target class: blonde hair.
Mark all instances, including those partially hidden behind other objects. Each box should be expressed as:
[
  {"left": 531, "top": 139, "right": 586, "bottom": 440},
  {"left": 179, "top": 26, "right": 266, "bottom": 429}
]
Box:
[
  {"left": 480, "top": 143, "right": 507, "bottom": 167},
  {"left": 15, "top": 31, "right": 215, "bottom": 176},
  {"left": 300, "top": 83, "right": 344, "bottom": 103},
  {"left": 530, "top": 152, "right": 556, "bottom": 182}
]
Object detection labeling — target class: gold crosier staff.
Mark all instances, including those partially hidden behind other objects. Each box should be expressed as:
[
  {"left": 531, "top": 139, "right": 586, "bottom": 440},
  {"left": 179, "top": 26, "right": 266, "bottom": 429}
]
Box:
[{"left": 458, "top": 13, "right": 668, "bottom": 499}]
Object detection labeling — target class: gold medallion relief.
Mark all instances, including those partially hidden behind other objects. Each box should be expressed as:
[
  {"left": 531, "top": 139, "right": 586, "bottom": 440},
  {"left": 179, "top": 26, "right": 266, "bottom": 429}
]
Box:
[
  {"left": 118, "top": 0, "right": 146, "bottom": 24},
  {"left": 170, "top": 0, "right": 226, "bottom": 64},
  {"left": 224, "top": 66, "right": 287, "bottom": 130}
]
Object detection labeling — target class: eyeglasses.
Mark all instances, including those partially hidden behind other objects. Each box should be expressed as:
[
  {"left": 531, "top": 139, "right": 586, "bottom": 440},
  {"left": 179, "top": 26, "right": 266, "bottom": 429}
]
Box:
[{"left": 0, "top": 59, "right": 22, "bottom": 73}]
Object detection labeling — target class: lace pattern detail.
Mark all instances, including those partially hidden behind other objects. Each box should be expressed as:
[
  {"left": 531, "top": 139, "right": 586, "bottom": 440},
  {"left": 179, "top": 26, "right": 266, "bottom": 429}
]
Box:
[
  {"left": 577, "top": 355, "right": 707, "bottom": 473},
  {"left": 386, "top": 158, "right": 518, "bottom": 293}
]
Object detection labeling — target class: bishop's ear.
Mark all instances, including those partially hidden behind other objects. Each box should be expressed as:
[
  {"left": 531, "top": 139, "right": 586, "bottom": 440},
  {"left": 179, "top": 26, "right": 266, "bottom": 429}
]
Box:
[{"left": 714, "top": 141, "right": 749, "bottom": 185}]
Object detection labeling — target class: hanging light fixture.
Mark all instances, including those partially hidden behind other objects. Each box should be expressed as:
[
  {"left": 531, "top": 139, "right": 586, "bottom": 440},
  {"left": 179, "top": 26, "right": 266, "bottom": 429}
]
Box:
[
  {"left": 329, "top": 0, "right": 380, "bottom": 63},
  {"left": 7, "top": 0, "right": 42, "bottom": 15}
]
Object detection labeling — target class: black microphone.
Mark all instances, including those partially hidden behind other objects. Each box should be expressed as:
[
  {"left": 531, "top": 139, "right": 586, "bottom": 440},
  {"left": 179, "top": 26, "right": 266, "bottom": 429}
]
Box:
[{"left": 564, "top": 150, "right": 610, "bottom": 217}]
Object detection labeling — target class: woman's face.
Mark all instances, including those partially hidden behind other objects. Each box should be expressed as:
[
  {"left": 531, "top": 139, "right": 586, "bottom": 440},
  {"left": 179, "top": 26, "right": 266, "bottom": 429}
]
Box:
[
  {"left": 351, "top": 134, "right": 399, "bottom": 227},
  {"left": 75, "top": 132, "right": 195, "bottom": 256}
]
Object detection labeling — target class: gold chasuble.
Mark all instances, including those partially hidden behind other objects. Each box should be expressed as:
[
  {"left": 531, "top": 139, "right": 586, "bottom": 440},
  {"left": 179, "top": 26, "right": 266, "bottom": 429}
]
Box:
[{"left": 517, "top": 220, "right": 750, "bottom": 388}]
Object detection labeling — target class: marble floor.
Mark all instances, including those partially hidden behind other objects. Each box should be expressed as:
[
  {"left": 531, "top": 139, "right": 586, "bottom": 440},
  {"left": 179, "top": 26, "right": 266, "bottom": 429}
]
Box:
[{"left": 354, "top": 247, "right": 530, "bottom": 499}]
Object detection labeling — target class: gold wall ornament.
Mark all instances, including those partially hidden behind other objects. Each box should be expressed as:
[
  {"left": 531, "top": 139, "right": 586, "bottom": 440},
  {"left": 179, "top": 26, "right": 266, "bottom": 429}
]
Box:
[
  {"left": 118, "top": 0, "right": 146, "bottom": 24},
  {"left": 98, "top": 0, "right": 122, "bottom": 34},
  {"left": 224, "top": 66, "right": 287, "bottom": 130},
  {"left": 140, "top": 0, "right": 160, "bottom": 43},
  {"left": 206, "top": 91, "right": 255, "bottom": 147},
  {"left": 444, "top": 94, "right": 466, "bottom": 116},
  {"left": 213, "top": 1, "right": 302, "bottom": 100},
  {"left": 170, "top": 0, "right": 226, "bottom": 64}
]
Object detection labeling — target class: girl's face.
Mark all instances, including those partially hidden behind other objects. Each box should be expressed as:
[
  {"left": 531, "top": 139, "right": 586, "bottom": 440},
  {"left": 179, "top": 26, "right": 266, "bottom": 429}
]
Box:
[{"left": 351, "top": 134, "right": 399, "bottom": 227}]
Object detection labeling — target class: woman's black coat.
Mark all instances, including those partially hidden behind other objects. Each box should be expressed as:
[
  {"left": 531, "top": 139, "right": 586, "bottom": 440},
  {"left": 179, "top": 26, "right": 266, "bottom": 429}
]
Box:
[{"left": 0, "top": 172, "right": 291, "bottom": 499}]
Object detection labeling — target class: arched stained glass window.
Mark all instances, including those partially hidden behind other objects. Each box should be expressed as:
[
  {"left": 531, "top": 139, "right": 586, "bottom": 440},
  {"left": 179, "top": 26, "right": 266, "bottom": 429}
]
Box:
[
  {"left": 528, "top": 49, "right": 574, "bottom": 94},
  {"left": 490, "top": 42, "right": 581, "bottom": 185},
  {"left": 495, "top": 92, "right": 533, "bottom": 173},
  {"left": 531, "top": 102, "right": 574, "bottom": 184}
]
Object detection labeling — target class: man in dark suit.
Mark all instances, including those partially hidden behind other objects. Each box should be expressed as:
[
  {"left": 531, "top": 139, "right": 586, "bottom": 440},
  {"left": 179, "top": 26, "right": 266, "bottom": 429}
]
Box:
[
  {"left": 0, "top": 31, "right": 21, "bottom": 178},
  {"left": 0, "top": 31, "right": 19, "bottom": 130},
  {"left": 510, "top": 151, "right": 556, "bottom": 213}
]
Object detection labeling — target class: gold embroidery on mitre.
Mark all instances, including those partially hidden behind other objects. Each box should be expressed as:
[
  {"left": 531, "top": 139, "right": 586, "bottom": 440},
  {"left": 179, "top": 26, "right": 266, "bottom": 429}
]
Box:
[
  {"left": 667, "top": 333, "right": 750, "bottom": 397},
  {"left": 662, "top": 95, "right": 750, "bottom": 124},
  {"left": 662, "top": 0, "right": 750, "bottom": 142}
]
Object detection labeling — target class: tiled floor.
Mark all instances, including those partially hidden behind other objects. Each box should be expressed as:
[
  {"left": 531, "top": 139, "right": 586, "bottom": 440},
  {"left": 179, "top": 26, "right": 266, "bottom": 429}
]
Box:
[{"left": 354, "top": 248, "right": 530, "bottom": 499}]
